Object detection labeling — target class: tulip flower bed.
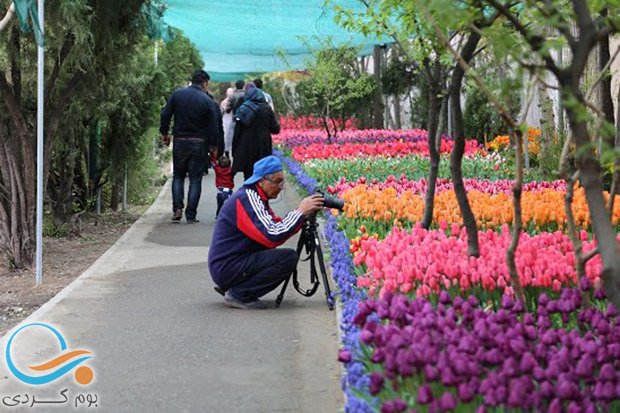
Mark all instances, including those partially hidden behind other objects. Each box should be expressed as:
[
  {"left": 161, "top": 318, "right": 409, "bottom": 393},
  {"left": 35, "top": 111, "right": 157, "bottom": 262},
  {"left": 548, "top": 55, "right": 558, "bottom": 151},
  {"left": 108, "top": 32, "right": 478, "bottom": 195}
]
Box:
[
  {"left": 274, "top": 131, "right": 620, "bottom": 412},
  {"left": 328, "top": 176, "right": 567, "bottom": 197},
  {"left": 487, "top": 127, "right": 542, "bottom": 156},
  {"left": 291, "top": 140, "right": 482, "bottom": 162},
  {"left": 349, "top": 288, "right": 619, "bottom": 412},
  {"left": 273, "top": 128, "right": 428, "bottom": 147},
  {"left": 303, "top": 155, "right": 538, "bottom": 188},
  {"left": 279, "top": 115, "right": 358, "bottom": 131},
  {"left": 339, "top": 184, "right": 620, "bottom": 233},
  {"left": 352, "top": 224, "right": 610, "bottom": 299}
]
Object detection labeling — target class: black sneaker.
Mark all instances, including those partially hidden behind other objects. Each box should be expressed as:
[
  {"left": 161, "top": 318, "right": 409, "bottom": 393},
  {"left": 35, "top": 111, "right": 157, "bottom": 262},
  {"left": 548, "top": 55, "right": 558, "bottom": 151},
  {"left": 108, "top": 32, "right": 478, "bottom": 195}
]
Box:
[
  {"left": 186, "top": 218, "right": 200, "bottom": 224},
  {"left": 172, "top": 209, "right": 182, "bottom": 222}
]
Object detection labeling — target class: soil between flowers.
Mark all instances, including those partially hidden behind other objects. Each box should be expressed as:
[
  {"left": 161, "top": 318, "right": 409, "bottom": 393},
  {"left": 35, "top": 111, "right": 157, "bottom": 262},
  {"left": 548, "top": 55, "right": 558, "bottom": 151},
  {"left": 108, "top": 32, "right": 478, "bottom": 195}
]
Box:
[{"left": 0, "top": 210, "right": 145, "bottom": 337}]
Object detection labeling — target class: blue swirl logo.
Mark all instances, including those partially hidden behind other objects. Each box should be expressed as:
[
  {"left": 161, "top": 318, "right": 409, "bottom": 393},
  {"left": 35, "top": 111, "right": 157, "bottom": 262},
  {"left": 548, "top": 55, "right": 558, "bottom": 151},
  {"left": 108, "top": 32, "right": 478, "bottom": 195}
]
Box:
[{"left": 6, "top": 323, "right": 93, "bottom": 385}]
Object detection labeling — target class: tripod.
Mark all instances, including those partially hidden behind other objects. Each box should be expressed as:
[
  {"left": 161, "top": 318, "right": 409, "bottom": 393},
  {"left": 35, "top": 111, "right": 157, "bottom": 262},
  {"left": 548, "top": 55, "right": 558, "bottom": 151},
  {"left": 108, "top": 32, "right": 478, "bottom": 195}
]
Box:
[{"left": 275, "top": 214, "right": 334, "bottom": 310}]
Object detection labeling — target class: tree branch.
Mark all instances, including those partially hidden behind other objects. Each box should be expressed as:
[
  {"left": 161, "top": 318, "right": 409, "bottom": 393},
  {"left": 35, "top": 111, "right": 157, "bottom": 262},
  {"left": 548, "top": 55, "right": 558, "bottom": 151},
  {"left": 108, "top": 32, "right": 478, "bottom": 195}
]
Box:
[
  {"left": 46, "top": 33, "right": 76, "bottom": 104},
  {"left": 583, "top": 248, "right": 599, "bottom": 263},
  {"left": 0, "top": 2, "right": 14, "bottom": 32},
  {"left": 484, "top": 0, "right": 561, "bottom": 77},
  {"left": 538, "top": 0, "right": 577, "bottom": 48}
]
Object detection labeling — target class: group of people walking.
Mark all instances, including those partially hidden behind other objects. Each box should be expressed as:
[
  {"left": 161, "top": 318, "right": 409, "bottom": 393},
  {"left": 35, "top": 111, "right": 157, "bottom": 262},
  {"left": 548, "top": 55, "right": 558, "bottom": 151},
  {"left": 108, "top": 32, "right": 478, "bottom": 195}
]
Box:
[
  {"left": 159, "top": 70, "right": 279, "bottom": 223},
  {"left": 159, "top": 69, "right": 325, "bottom": 310}
]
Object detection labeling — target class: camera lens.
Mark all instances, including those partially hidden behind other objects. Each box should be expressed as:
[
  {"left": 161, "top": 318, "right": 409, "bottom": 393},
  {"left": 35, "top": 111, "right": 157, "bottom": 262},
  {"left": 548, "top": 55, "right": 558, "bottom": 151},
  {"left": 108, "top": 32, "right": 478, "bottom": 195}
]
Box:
[{"left": 323, "top": 195, "right": 345, "bottom": 211}]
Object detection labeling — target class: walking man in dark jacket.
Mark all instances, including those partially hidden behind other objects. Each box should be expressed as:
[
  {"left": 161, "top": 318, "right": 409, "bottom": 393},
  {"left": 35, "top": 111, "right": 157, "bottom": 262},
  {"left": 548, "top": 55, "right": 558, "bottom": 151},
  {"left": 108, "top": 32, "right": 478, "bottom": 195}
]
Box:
[
  {"left": 208, "top": 156, "right": 324, "bottom": 309},
  {"left": 160, "top": 69, "right": 218, "bottom": 223}
]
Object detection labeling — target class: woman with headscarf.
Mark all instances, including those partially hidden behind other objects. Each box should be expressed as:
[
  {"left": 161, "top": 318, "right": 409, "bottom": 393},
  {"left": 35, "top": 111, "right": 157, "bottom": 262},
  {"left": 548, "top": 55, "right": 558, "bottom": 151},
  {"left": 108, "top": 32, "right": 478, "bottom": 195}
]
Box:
[
  {"left": 220, "top": 87, "right": 235, "bottom": 156},
  {"left": 232, "top": 87, "right": 280, "bottom": 180}
]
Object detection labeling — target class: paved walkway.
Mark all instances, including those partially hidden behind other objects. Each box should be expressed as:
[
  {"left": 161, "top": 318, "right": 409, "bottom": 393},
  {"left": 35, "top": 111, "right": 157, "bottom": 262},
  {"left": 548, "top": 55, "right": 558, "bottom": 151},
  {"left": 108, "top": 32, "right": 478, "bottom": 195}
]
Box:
[{"left": 0, "top": 172, "right": 343, "bottom": 412}]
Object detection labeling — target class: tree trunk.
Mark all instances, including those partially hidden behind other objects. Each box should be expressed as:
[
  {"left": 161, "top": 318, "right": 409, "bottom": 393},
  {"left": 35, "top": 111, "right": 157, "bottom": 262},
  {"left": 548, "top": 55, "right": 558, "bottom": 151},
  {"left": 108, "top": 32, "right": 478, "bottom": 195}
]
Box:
[
  {"left": 506, "top": 129, "right": 526, "bottom": 303},
  {"left": 598, "top": 16, "right": 615, "bottom": 150},
  {"left": 563, "top": 171, "right": 593, "bottom": 307},
  {"left": 537, "top": 81, "right": 556, "bottom": 173},
  {"left": 449, "top": 32, "right": 481, "bottom": 257},
  {"left": 0, "top": 75, "right": 36, "bottom": 269},
  {"left": 110, "top": 181, "right": 120, "bottom": 212},
  {"left": 49, "top": 142, "right": 77, "bottom": 229},
  {"left": 421, "top": 62, "right": 444, "bottom": 229},
  {"left": 563, "top": 85, "right": 620, "bottom": 310},
  {"left": 373, "top": 45, "right": 384, "bottom": 129},
  {"left": 609, "top": 85, "right": 620, "bottom": 213},
  {"left": 394, "top": 94, "right": 402, "bottom": 130}
]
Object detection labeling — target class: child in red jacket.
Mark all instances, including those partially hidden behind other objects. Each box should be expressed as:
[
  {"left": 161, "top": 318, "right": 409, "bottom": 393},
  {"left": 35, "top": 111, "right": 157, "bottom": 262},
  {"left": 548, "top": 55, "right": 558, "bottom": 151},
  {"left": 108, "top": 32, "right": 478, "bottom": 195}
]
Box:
[{"left": 213, "top": 154, "right": 234, "bottom": 218}]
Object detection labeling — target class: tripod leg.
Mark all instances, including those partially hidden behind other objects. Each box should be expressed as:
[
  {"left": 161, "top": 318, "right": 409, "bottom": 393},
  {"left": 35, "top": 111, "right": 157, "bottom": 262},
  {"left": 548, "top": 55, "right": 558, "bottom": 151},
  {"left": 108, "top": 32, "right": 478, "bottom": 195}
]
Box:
[
  {"left": 275, "top": 272, "right": 292, "bottom": 308},
  {"left": 315, "top": 241, "right": 334, "bottom": 310}
]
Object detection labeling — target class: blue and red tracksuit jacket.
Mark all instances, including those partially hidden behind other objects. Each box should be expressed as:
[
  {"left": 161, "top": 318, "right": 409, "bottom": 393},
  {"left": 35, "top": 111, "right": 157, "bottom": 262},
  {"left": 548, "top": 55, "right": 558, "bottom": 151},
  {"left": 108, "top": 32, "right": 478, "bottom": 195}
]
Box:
[{"left": 208, "top": 183, "right": 304, "bottom": 288}]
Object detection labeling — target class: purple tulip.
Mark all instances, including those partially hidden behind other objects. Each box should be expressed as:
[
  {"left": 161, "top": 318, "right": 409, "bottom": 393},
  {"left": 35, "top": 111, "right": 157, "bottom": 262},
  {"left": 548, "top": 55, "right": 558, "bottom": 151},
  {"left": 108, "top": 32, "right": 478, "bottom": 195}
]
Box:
[
  {"left": 439, "top": 290, "right": 452, "bottom": 305},
  {"left": 556, "top": 377, "right": 580, "bottom": 400},
  {"left": 538, "top": 293, "right": 550, "bottom": 306},
  {"left": 360, "top": 328, "right": 374, "bottom": 344},
  {"left": 579, "top": 276, "right": 592, "bottom": 291},
  {"left": 424, "top": 365, "right": 439, "bottom": 381},
  {"left": 380, "top": 401, "right": 394, "bottom": 413},
  {"left": 548, "top": 398, "right": 563, "bottom": 413},
  {"left": 605, "top": 303, "right": 617, "bottom": 318},
  {"left": 458, "top": 382, "right": 474, "bottom": 403},
  {"left": 439, "top": 392, "right": 456, "bottom": 411},
  {"left": 576, "top": 355, "right": 594, "bottom": 378},
  {"left": 602, "top": 382, "right": 615, "bottom": 400},
  {"left": 392, "top": 398, "right": 407, "bottom": 412},
  {"left": 369, "top": 371, "right": 384, "bottom": 396},
  {"left": 440, "top": 367, "right": 458, "bottom": 386},
  {"left": 593, "top": 289, "right": 606, "bottom": 300},
  {"left": 338, "top": 348, "right": 352, "bottom": 363},
  {"left": 567, "top": 402, "right": 583, "bottom": 413},
  {"left": 599, "top": 364, "right": 615, "bottom": 381},
  {"left": 417, "top": 384, "right": 433, "bottom": 405},
  {"left": 501, "top": 295, "right": 514, "bottom": 310},
  {"left": 371, "top": 348, "right": 386, "bottom": 363},
  {"left": 519, "top": 352, "right": 537, "bottom": 373},
  {"left": 540, "top": 381, "right": 555, "bottom": 398}
]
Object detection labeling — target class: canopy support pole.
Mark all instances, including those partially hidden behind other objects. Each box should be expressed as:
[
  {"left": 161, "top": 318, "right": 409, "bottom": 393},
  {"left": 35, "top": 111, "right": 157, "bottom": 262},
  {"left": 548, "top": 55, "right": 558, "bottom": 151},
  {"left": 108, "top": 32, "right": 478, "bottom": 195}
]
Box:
[{"left": 36, "top": 0, "right": 44, "bottom": 286}]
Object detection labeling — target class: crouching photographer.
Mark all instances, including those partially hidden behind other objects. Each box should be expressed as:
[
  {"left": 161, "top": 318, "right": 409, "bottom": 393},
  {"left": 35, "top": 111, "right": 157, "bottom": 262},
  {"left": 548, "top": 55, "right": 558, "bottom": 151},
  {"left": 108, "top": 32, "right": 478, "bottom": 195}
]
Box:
[{"left": 208, "top": 155, "right": 327, "bottom": 309}]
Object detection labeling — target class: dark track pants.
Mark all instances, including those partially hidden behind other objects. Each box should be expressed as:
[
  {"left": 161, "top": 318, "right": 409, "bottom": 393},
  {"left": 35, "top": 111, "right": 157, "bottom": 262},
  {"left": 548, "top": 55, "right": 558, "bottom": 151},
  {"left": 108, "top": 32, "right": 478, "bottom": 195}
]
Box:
[{"left": 229, "top": 248, "right": 297, "bottom": 302}]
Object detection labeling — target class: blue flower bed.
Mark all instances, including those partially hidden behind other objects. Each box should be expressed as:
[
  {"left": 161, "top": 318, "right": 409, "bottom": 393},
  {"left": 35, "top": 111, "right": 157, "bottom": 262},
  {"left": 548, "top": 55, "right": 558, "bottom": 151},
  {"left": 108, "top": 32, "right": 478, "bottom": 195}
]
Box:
[{"left": 275, "top": 150, "right": 373, "bottom": 412}]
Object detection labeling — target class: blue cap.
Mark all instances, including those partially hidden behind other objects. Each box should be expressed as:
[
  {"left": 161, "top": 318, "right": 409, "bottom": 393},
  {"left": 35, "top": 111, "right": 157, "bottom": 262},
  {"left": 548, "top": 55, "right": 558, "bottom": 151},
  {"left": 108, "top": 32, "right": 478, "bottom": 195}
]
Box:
[{"left": 244, "top": 156, "right": 283, "bottom": 185}]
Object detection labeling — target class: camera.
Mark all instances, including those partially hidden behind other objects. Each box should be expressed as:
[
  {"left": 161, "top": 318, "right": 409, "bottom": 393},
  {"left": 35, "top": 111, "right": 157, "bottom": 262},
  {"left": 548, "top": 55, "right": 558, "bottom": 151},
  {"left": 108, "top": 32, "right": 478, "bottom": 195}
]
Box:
[{"left": 317, "top": 191, "right": 345, "bottom": 211}]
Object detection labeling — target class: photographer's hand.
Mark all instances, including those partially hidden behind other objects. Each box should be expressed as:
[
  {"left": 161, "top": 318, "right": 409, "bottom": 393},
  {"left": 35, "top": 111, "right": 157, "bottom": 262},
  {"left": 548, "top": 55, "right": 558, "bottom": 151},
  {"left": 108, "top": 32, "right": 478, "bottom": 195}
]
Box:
[{"left": 297, "top": 194, "right": 324, "bottom": 215}]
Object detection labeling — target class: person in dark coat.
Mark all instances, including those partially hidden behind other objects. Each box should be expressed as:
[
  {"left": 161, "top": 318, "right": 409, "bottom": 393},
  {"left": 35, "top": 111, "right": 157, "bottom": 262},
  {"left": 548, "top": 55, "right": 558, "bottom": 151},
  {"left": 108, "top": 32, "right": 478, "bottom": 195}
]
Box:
[
  {"left": 160, "top": 69, "right": 218, "bottom": 223},
  {"left": 232, "top": 87, "right": 280, "bottom": 180}
]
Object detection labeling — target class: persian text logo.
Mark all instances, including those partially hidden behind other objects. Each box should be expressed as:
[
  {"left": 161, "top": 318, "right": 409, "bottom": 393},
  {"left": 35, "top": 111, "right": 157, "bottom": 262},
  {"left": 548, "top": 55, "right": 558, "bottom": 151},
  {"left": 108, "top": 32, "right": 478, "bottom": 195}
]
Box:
[{"left": 6, "top": 323, "right": 94, "bottom": 385}]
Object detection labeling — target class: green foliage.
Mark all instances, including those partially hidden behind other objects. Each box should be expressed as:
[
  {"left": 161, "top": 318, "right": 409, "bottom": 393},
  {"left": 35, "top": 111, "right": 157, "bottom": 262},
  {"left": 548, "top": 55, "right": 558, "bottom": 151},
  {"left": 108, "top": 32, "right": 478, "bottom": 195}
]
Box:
[
  {"left": 464, "top": 87, "right": 519, "bottom": 142},
  {"left": 295, "top": 40, "right": 377, "bottom": 135},
  {"left": 158, "top": 27, "right": 204, "bottom": 97},
  {"left": 43, "top": 215, "right": 68, "bottom": 238},
  {"left": 381, "top": 58, "right": 415, "bottom": 96}
]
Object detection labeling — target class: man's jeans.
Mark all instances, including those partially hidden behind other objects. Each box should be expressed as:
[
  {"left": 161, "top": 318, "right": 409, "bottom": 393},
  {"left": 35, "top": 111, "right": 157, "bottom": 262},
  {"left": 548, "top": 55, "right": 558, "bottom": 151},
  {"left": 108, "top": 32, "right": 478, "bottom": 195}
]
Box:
[
  {"left": 229, "top": 248, "right": 297, "bottom": 302},
  {"left": 172, "top": 139, "right": 207, "bottom": 219}
]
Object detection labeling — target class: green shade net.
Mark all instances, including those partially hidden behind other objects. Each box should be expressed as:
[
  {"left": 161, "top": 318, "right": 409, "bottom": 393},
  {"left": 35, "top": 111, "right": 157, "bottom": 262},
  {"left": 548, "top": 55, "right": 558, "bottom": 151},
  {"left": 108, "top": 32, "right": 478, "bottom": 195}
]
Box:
[
  {"left": 13, "top": 0, "right": 43, "bottom": 46},
  {"left": 161, "top": 0, "right": 385, "bottom": 81}
]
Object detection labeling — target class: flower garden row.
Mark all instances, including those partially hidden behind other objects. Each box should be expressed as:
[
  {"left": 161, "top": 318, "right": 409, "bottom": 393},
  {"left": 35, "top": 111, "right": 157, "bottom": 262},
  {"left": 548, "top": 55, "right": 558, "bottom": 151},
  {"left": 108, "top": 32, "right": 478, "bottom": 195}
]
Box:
[{"left": 275, "top": 126, "right": 619, "bottom": 412}]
